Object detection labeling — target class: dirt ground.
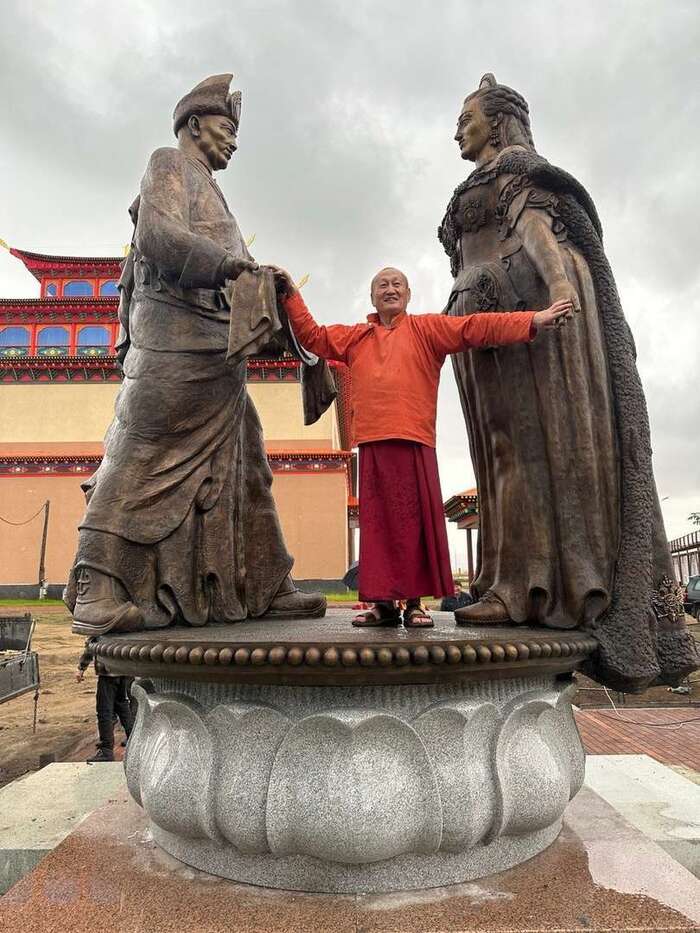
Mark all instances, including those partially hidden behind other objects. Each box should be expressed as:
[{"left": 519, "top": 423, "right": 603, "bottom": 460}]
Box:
[
  {"left": 0, "top": 606, "right": 126, "bottom": 788},
  {"left": 0, "top": 606, "right": 698, "bottom": 789}
]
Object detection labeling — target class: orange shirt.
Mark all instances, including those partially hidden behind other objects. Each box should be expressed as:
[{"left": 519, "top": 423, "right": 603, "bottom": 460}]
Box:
[{"left": 283, "top": 292, "right": 536, "bottom": 448}]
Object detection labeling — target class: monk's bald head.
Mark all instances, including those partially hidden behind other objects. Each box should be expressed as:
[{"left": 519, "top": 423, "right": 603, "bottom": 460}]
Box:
[{"left": 370, "top": 266, "right": 411, "bottom": 322}]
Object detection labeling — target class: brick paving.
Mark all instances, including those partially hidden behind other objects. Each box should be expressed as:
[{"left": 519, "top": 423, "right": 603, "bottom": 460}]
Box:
[{"left": 576, "top": 706, "right": 700, "bottom": 771}]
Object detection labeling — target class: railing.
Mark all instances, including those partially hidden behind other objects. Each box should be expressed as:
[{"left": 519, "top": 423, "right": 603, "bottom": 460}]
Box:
[
  {"left": 76, "top": 345, "right": 110, "bottom": 357},
  {"left": 0, "top": 346, "right": 113, "bottom": 359},
  {"left": 669, "top": 531, "right": 700, "bottom": 553}
]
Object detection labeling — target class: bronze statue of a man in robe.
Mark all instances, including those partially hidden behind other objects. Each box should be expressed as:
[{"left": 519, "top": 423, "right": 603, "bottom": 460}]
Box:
[
  {"left": 439, "top": 73, "right": 698, "bottom": 691},
  {"left": 65, "top": 74, "right": 327, "bottom": 635}
]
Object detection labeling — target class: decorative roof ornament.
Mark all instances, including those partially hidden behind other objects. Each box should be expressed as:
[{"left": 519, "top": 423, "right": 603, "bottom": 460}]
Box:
[{"left": 173, "top": 74, "right": 242, "bottom": 137}]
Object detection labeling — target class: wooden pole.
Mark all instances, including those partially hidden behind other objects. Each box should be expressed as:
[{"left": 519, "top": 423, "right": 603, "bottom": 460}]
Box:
[
  {"left": 466, "top": 528, "right": 474, "bottom": 584},
  {"left": 38, "top": 500, "right": 50, "bottom": 598}
]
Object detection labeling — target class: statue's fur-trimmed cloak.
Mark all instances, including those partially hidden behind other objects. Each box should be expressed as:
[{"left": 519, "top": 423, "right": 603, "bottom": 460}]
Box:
[{"left": 440, "top": 147, "right": 699, "bottom": 692}]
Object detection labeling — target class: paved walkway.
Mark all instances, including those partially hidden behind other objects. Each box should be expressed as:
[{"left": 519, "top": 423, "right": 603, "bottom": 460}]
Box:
[{"left": 576, "top": 707, "right": 700, "bottom": 771}]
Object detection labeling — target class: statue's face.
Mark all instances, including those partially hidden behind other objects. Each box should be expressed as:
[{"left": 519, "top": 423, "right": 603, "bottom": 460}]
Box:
[
  {"left": 454, "top": 97, "right": 490, "bottom": 161},
  {"left": 370, "top": 267, "right": 411, "bottom": 319},
  {"left": 195, "top": 114, "right": 238, "bottom": 171}
]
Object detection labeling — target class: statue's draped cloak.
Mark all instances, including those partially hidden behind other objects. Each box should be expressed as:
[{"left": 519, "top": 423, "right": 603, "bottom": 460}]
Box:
[
  {"left": 439, "top": 145, "right": 698, "bottom": 691},
  {"left": 64, "top": 148, "right": 293, "bottom": 627}
]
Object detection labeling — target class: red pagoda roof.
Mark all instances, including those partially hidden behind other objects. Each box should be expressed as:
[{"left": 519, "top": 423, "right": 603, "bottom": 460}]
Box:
[
  {"left": 444, "top": 487, "right": 478, "bottom": 522},
  {"left": 9, "top": 247, "right": 122, "bottom": 281}
]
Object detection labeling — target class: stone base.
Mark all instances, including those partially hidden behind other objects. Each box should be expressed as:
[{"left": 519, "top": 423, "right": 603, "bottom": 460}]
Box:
[
  {"left": 97, "top": 612, "right": 600, "bottom": 893},
  {"left": 126, "top": 670, "right": 585, "bottom": 893},
  {"left": 2, "top": 789, "right": 699, "bottom": 931},
  {"left": 0, "top": 762, "right": 127, "bottom": 895},
  {"left": 152, "top": 821, "right": 561, "bottom": 894}
]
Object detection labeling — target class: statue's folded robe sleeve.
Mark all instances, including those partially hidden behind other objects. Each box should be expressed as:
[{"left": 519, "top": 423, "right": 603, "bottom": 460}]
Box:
[
  {"left": 223, "top": 271, "right": 337, "bottom": 427},
  {"left": 134, "top": 148, "right": 230, "bottom": 289}
]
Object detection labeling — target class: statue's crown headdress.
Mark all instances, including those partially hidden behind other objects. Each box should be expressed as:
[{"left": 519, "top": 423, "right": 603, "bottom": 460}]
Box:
[{"left": 173, "top": 74, "right": 241, "bottom": 137}]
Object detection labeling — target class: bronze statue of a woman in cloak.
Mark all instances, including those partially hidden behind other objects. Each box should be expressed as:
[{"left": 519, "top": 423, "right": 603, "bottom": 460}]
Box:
[{"left": 439, "top": 73, "right": 698, "bottom": 692}]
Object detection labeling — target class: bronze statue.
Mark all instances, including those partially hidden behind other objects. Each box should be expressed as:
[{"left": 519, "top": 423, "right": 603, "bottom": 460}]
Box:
[
  {"left": 65, "top": 74, "right": 326, "bottom": 635},
  {"left": 439, "top": 73, "right": 698, "bottom": 691}
]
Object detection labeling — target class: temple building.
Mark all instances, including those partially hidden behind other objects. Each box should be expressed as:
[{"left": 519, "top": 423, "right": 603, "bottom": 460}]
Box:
[
  {"left": 0, "top": 246, "right": 356, "bottom": 597},
  {"left": 670, "top": 531, "right": 700, "bottom": 584},
  {"left": 443, "top": 487, "right": 479, "bottom": 583}
]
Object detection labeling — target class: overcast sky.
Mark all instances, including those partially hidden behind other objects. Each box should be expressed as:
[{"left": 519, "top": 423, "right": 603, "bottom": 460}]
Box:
[{"left": 1, "top": 0, "right": 698, "bottom": 566}]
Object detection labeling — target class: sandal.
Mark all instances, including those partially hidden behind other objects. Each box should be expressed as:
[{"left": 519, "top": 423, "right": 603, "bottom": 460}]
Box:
[
  {"left": 403, "top": 604, "right": 434, "bottom": 628},
  {"left": 352, "top": 602, "right": 401, "bottom": 627}
]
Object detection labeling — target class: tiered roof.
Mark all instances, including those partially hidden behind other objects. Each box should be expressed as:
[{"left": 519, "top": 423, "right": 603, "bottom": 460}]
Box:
[
  {"left": 443, "top": 487, "right": 478, "bottom": 522},
  {"left": 8, "top": 247, "right": 121, "bottom": 281}
]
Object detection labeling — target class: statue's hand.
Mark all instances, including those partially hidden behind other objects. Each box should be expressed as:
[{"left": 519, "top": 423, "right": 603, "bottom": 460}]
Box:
[
  {"left": 223, "top": 256, "right": 259, "bottom": 281},
  {"left": 549, "top": 279, "right": 581, "bottom": 315}
]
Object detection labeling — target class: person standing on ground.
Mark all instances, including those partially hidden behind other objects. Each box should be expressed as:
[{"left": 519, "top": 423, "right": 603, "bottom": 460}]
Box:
[
  {"left": 270, "top": 264, "right": 571, "bottom": 628},
  {"left": 440, "top": 581, "right": 473, "bottom": 613},
  {"left": 75, "top": 637, "right": 133, "bottom": 763}
]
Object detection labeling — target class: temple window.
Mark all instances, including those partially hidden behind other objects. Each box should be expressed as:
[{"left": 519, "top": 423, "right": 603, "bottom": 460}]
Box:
[
  {"left": 45, "top": 283, "right": 58, "bottom": 297},
  {"left": 37, "top": 326, "right": 69, "bottom": 356},
  {"left": 64, "top": 280, "right": 94, "bottom": 297},
  {"left": 99, "top": 280, "right": 119, "bottom": 296},
  {"left": 77, "top": 325, "right": 111, "bottom": 356},
  {"left": 0, "top": 326, "right": 30, "bottom": 357}
]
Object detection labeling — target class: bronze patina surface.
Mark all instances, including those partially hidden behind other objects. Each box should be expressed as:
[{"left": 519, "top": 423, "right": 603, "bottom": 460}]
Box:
[
  {"left": 95, "top": 609, "right": 598, "bottom": 686},
  {"left": 64, "top": 75, "right": 327, "bottom": 637},
  {"left": 440, "top": 73, "right": 698, "bottom": 692}
]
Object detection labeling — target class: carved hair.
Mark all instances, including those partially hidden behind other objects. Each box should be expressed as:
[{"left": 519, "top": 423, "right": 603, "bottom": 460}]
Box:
[{"left": 465, "top": 73, "right": 535, "bottom": 151}]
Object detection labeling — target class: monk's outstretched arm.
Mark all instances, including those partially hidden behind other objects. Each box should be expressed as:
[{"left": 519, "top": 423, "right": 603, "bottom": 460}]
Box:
[
  {"left": 421, "top": 311, "right": 536, "bottom": 358},
  {"left": 282, "top": 291, "right": 364, "bottom": 364}
]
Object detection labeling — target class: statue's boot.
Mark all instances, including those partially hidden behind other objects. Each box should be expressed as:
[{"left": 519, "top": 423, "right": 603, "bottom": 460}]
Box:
[
  {"left": 263, "top": 575, "right": 327, "bottom": 619},
  {"left": 455, "top": 591, "right": 512, "bottom": 625},
  {"left": 71, "top": 566, "right": 143, "bottom": 636}
]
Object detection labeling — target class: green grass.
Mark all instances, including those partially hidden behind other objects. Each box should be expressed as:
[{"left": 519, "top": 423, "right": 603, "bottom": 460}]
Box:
[
  {"left": 0, "top": 599, "right": 65, "bottom": 606},
  {"left": 324, "top": 591, "right": 358, "bottom": 602}
]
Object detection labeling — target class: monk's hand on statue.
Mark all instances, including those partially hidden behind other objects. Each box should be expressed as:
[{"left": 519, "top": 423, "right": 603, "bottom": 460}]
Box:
[
  {"left": 265, "top": 264, "right": 297, "bottom": 298},
  {"left": 223, "top": 256, "right": 259, "bottom": 281},
  {"left": 533, "top": 299, "right": 574, "bottom": 331},
  {"left": 549, "top": 280, "right": 581, "bottom": 316}
]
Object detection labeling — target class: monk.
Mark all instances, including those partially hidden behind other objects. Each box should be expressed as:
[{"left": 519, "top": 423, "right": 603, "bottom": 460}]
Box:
[{"left": 270, "top": 265, "right": 572, "bottom": 627}]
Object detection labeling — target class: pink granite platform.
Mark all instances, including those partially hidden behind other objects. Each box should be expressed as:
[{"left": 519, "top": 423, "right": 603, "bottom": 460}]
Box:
[{"left": 1, "top": 787, "right": 698, "bottom": 932}]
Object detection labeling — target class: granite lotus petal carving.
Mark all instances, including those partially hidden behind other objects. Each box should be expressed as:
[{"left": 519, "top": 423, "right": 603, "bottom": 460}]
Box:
[
  {"left": 266, "top": 709, "right": 442, "bottom": 864},
  {"left": 208, "top": 703, "right": 289, "bottom": 854},
  {"left": 127, "top": 681, "right": 217, "bottom": 840},
  {"left": 495, "top": 684, "right": 583, "bottom": 837},
  {"left": 125, "top": 677, "right": 584, "bottom": 878},
  {"left": 413, "top": 701, "right": 500, "bottom": 851}
]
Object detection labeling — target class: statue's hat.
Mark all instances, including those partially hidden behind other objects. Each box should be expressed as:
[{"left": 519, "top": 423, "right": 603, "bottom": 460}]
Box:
[{"left": 173, "top": 74, "right": 242, "bottom": 137}]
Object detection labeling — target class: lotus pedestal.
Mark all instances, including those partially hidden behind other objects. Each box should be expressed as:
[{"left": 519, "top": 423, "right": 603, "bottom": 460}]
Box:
[{"left": 97, "top": 610, "right": 597, "bottom": 893}]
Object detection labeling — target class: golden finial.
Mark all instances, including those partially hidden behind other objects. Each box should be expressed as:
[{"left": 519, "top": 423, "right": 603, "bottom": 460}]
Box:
[
  {"left": 245, "top": 233, "right": 256, "bottom": 248},
  {"left": 0, "top": 238, "right": 9, "bottom": 250},
  {"left": 296, "top": 274, "right": 310, "bottom": 289},
  {"left": 122, "top": 244, "right": 131, "bottom": 256}
]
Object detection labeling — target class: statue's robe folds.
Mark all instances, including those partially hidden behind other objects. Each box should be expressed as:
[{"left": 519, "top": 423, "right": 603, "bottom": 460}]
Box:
[
  {"left": 64, "top": 148, "right": 293, "bottom": 628},
  {"left": 439, "top": 145, "right": 699, "bottom": 691}
]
